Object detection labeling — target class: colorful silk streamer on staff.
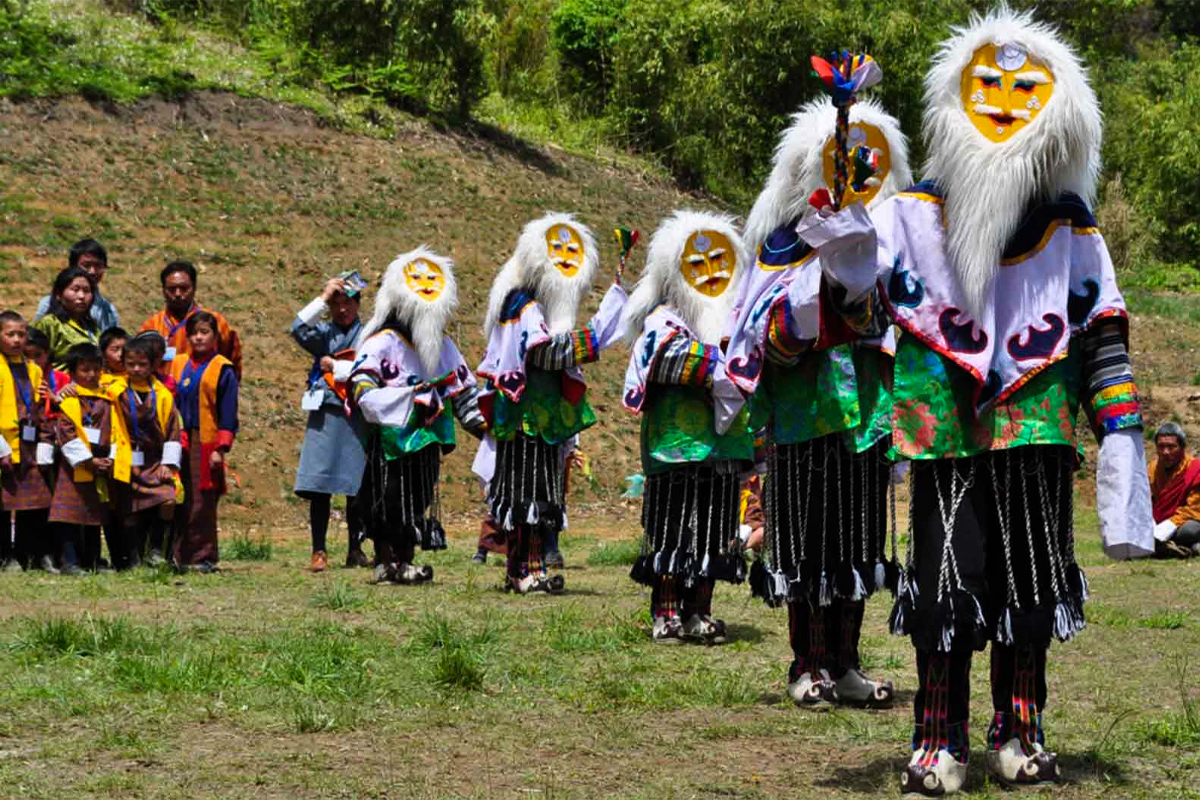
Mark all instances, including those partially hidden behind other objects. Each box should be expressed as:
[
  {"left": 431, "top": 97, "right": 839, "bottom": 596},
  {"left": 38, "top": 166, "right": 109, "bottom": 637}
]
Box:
[
  {"left": 810, "top": 51, "right": 882, "bottom": 211},
  {"left": 614, "top": 226, "right": 640, "bottom": 285}
]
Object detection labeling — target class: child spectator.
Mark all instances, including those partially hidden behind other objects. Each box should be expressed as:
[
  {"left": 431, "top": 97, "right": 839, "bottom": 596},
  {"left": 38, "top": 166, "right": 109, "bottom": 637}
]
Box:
[
  {"left": 51, "top": 343, "right": 130, "bottom": 574},
  {"left": 99, "top": 327, "right": 128, "bottom": 391},
  {"left": 115, "top": 336, "right": 183, "bottom": 568},
  {"left": 132, "top": 331, "right": 176, "bottom": 392},
  {"left": 291, "top": 274, "right": 368, "bottom": 572},
  {"left": 0, "top": 311, "right": 55, "bottom": 573},
  {"left": 170, "top": 311, "right": 238, "bottom": 573},
  {"left": 32, "top": 267, "right": 100, "bottom": 370},
  {"left": 24, "top": 328, "right": 70, "bottom": 416}
]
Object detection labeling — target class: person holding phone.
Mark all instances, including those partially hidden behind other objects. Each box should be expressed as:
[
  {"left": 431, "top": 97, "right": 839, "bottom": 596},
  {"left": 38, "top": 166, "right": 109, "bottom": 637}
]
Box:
[{"left": 290, "top": 272, "right": 369, "bottom": 572}]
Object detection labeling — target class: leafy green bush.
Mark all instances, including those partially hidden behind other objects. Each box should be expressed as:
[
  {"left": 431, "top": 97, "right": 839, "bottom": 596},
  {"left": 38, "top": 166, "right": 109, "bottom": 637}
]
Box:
[
  {"left": 550, "top": 0, "right": 624, "bottom": 110},
  {"left": 1101, "top": 41, "right": 1200, "bottom": 279},
  {"left": 492, "top": 0, "right": 558, "bottom": 101}
]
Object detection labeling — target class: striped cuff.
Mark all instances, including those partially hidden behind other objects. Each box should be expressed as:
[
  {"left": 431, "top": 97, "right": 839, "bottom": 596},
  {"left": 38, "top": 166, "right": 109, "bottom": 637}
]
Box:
[
  {"left": 679, "top": 342, "right": 719, "bottom": 387},
  {"left": 570, "top": 326, "right": 601, "bottom": 365},
  {"left": 767, "top": 300, "right": 807, "bottom": 360},
  {"left": 1090, "top": 380, "right": 1143, "bottom": 435}
]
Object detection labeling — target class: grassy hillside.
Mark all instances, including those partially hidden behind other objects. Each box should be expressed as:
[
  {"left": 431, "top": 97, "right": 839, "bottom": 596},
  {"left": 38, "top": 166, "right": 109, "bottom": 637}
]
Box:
[
  {"left": 0, "top": 92, "right": 697, "bottom": 538},
  {"left": 3, "top": 0, "right": 1200, "bottom": 547}
]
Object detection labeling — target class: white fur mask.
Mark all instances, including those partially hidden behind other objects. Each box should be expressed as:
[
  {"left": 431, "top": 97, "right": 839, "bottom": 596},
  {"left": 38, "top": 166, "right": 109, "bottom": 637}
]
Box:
[
  {"left": 362, "top": 245, "right": 459, "bottom": 374},
  {"left": 622, "top": 209, "right": 750, "bottom": 345},
  {"left": 743, "top": 96, "right": 912, "bottom": 249},
  {"left": 922, "top": 5, "right": 1102, "bottom": 319},
  {"left": 484, "top": 212, "right": 600, "bottom": 338}
]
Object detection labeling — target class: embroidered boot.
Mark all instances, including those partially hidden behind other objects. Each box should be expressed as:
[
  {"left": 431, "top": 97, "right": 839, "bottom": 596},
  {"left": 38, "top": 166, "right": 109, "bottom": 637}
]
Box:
[
  {"left": 986, "top": 645, "right": 1059, "bottom": 788},
  {"left": 786, "top": 601, "right": 836, "bottom": 707},
  {"left": 902, "top": 651, "right": 971, "bottom": 796},
  {"left": 829, "top": 598, "right": 894, "bottom": 707}
]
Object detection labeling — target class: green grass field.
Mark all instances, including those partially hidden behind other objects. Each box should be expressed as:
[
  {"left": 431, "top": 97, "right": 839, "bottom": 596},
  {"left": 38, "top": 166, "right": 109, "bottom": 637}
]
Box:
[
  {"left": 3, "top": 3, "right": 1200, "bottom": 796},
  {"left": 1, "top": 514, "right": 1199, "bottom": 799}
]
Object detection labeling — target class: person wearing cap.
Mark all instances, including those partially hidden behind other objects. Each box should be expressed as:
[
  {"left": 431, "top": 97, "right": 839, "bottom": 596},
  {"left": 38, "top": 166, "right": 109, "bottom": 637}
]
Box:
[
  {"left": 290, "top": 274, "right": 370, "bottom": 572},
  {"left": 140, "top": 261, "right": 243, "bottom": 379},
  {"left": 1149, "top": 422, "right": 1200, "bottom": 558}
]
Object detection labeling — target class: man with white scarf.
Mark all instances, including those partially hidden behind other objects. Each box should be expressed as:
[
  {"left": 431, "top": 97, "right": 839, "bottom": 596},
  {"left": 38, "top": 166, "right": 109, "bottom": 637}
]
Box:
[
  {"left": 474, "top": 213, "right": 628, "bottom": 595},
  {"left": 351, "top": 247, "right": 487, "bottom": 585},
  {"left": 718, "top": 96, "right": 910, "bottom": 707},
  {"left": 818, "top": 8, "right": 1153, "bottom": 795},
  {"left": 621, "top": 210, "right": 754, "bottom": 644}
]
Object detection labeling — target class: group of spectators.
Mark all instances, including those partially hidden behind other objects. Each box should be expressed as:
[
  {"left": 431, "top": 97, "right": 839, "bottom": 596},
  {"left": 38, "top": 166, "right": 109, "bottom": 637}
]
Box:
[{"left": 0, "top": 238, "right": 242, "bottom": 574}]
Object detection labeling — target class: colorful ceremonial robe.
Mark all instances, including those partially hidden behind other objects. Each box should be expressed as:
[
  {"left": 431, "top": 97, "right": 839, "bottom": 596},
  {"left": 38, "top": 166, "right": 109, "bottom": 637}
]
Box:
[
  {"left": 875, "top": 182, "right": 1141, "bottom": 459},
  {"left": 352, "top": 329, "right": 482, "bottom": 455},
  {"left": 718, "top": 221, "right": 890, "bottom": 453},
  {"left": 472, "top": 284, "right": 626, "bottom": 480},
  {"left": 623, "top": 304, "right": 755, "bottom": 473}
]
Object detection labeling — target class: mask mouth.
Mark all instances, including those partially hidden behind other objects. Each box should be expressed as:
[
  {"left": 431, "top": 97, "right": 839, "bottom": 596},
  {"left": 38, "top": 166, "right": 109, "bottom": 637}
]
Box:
[
  {"left": 554, "top": 258, "right": 581, "bottom": 275},
  {"left": 692, "top": 271, "right": 730, "bottom": 288},
  {"left": 989, "top": 113, "right": 1015, "bottom": 126}
]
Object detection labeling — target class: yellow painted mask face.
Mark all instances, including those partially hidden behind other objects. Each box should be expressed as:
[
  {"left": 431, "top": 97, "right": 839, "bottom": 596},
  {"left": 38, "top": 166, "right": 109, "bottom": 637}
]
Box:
[
  {"left": 960, "top": 43, "right": 1054, "bottom": 143},
  {"left": 679, "top": 230, "right": 734, "bottom": 298},
  {"left": 822, "top": 122, "right": 891, "bottom": 208},
  {"left": 403, "top": 258, "right": 445, "bottom": 302},
  {"left": 545, "top": 225, "right": 585, "bottom": 278}
]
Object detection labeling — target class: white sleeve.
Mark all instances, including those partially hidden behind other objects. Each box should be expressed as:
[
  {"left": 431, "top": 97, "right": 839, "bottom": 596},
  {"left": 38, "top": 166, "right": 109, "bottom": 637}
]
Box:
[
  {"left": 331, "top": 360, "right": 353, "bottom": 383},
  {"left": 162, "top": 441, "right": 183, "bottom": 469},
  {"left": 590, "top": 284, "right": 629, "bottom": 351},
  {"left": 0, "top": 436, "right": 11, "bottom": 459},
  {"left": 1096, "top": 429, "right": 1155, "bottom": 559},
  {"left": 36, "top": 442, "right": 54, "bottom": 465},
  {"left": 357, "top": 385, "right": 417, "bottom": 427},
  {"left": 796, "top": 203, "right": 880, "bottom": 301},
  {"left": 61, "top": 437, "right": 92, "bottom": 468},
  {"left": 296, "top": 297, "right": 327, "bottom": 326}
]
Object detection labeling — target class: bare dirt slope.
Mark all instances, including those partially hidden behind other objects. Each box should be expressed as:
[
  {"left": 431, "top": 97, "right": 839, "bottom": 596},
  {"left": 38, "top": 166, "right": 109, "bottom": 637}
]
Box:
[
  {"left": 0, "top": 93, "right": 699, "bottom": 537},
  {"left": 2, "top": 93, "right": 1196, "bottom": 542}
]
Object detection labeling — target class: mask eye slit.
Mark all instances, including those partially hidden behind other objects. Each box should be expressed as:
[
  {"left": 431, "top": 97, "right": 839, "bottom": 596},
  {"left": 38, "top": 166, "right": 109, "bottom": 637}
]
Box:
[{"left": 980, "top": 75, "right": 1001, "bottom": 89}]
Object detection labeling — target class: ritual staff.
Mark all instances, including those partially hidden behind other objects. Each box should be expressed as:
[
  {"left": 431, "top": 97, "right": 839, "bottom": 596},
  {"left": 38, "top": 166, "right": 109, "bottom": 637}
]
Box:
[
  {"left": 291, "top": 273, "right": 369, "bottom": 572},
  {"left": 843, "top": 9, "right": 1152, "bottom": 793},
  {"left": 474, "top": 214, "right": 629, "bottom": 594},
  {"left": 621, "top": 211, "right": 753, "bottom": 644},
  {"left": 720, "top": 96, "right": 912, "bottom": 707},
  {"left": 351, "top": 248, "right": 486, "bottom": 585},
  {"left": 142, "top": 261, "right": 243, "bottom": 378}
]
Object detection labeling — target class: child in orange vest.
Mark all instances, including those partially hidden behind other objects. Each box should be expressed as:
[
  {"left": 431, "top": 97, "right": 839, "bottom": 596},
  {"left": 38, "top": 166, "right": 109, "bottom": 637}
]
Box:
[
  {"left": 170, "top": 311, "right": 238, "bottom": 573},
  {"left": 0, "top": 311, "right": 55, "bottom": 572},
  {"left": 52, "top": 342, "right": 129, "bottom": 575},
  {"left": 115, "top": 336, "right": 183, "bottom": 567}
]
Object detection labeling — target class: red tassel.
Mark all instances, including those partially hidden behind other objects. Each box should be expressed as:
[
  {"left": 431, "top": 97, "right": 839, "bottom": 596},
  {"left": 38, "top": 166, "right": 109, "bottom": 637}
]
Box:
[{"left": 808, "top": 188, "right": 833, "bottom": 212}]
